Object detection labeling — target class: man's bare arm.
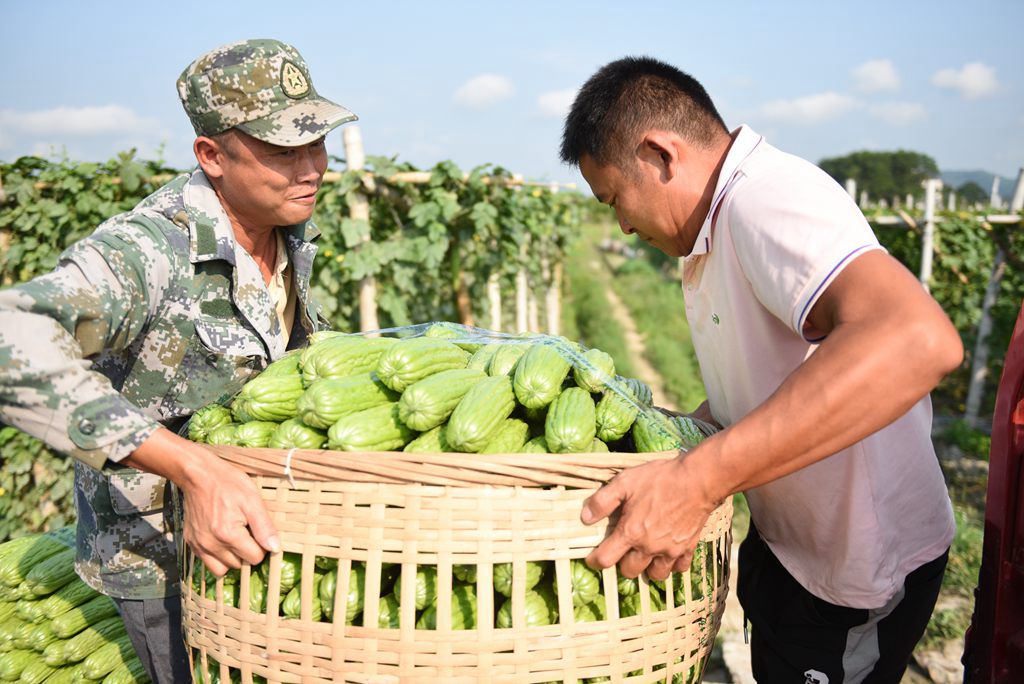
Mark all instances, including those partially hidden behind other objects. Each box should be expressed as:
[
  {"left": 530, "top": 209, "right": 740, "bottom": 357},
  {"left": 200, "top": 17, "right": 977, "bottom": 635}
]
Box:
[{"left": 583, "top": 251, "right": 963, "bottom": 578}]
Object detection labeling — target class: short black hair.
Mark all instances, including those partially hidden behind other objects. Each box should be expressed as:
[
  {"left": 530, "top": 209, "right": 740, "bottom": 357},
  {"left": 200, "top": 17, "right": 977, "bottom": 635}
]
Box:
[
  {"left": 560, "top": 56, "right": 728, "bottom": 168},
  {"left": 212, "top": 128, "right": 241, "bottom": 160}
]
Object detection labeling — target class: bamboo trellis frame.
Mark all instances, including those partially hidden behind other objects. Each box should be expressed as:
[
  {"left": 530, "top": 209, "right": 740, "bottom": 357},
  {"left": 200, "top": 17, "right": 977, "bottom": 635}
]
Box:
[
  {"left": 13, "top": 126, "right": 574, "bottom": 336},
  {"left": 863, "top": 180, "right": 1022, "bottom": 427}
]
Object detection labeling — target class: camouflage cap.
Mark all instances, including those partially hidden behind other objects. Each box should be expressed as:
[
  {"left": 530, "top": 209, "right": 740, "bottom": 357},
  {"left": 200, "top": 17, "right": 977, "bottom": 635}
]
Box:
[{"left": 176, "top": 38, "right": 357, "bottom": 146}]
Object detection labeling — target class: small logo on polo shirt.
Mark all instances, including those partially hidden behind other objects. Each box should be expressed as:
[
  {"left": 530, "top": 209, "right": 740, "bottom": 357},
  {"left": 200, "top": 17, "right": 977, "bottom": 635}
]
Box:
[
  {"left": 712, "top": 313, "right": 720, "bottom": 325},
  {"left": 804, "top": 670, "right": 829, "bottom": 684}
]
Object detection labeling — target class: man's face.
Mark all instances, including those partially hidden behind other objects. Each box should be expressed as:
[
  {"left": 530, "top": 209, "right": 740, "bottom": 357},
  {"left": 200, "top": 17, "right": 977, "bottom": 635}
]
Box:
[
  {"left": 214, "top": 131, "right": 328, "bottom": 229},
  {"left": 579, "top": 150, "right": 699, "bottom": 258},
  {"left": 585, "top": 152, "right": 688, "bottom": 255}
]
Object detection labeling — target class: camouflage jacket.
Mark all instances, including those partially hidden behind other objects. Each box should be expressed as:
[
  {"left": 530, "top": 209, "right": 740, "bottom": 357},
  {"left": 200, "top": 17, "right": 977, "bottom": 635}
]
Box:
[{"left": 0, "top": 169, "right": 326, "bottom": 599}]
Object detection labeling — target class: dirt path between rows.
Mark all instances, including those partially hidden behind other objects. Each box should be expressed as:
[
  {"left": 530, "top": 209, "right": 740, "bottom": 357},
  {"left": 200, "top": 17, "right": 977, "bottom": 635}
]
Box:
[{"left": 591, "top": 259, "right": 677, "bottom": 412}]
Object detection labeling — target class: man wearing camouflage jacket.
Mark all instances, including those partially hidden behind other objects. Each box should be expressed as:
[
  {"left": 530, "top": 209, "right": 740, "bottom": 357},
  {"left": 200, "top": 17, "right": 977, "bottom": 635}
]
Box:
[{"left": 0, "top": 39, "right": 356, "bottom": 682}]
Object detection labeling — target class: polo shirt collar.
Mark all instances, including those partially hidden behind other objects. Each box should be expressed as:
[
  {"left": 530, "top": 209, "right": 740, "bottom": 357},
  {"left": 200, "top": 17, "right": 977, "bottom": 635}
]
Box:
[{"left": 688, "top": 124, "right": 764, "bottom": 256}]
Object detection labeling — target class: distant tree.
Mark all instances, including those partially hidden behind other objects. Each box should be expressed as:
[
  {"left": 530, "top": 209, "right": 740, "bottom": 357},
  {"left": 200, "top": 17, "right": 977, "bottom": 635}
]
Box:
[
  {"left": 818, "top": 150, "right": 939, "bottom": 202},
  {"left": 956, "top": 181, "right": 988, "bottom": 206}
]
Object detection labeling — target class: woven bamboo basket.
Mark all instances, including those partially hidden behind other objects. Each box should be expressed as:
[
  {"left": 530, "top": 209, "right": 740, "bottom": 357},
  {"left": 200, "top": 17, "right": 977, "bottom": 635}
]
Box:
[{"left": 181, "top": 446, "right": 732, "bottom": 684}]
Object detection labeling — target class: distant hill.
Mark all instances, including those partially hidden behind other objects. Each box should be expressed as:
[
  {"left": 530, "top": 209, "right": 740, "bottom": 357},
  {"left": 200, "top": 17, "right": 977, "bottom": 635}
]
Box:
[{"left": 941, "top": 170, "right": 1018, "bottom": 201}]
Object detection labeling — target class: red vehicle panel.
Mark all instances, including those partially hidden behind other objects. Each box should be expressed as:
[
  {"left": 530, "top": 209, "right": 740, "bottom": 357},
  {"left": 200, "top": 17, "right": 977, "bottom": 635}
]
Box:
[{"left": 964, "top": 301, "right": 1024, "bottom": 682}]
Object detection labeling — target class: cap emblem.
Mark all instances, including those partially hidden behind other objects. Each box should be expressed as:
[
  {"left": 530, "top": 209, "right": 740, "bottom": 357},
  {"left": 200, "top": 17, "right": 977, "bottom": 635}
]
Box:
[{"left": 281, "top": 61, "right": 310, "bottom": 99}]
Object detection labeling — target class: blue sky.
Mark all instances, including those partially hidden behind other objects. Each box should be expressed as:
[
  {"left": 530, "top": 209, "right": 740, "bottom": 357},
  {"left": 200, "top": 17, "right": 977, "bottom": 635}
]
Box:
[{"left": 1, "top": 1, "right": 1021, "bottom": 191}]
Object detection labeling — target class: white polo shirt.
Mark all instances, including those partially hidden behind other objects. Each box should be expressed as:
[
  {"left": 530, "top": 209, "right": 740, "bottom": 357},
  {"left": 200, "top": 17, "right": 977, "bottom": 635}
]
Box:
[{"left": 682, "top": 125, "right": 955, "bottom": 609}]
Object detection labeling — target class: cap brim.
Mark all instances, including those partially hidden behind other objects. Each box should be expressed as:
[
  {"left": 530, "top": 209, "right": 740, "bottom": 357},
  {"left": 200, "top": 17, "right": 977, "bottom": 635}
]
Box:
[{"left": 236, "top": 97, "right": 358, "bottom": 147}]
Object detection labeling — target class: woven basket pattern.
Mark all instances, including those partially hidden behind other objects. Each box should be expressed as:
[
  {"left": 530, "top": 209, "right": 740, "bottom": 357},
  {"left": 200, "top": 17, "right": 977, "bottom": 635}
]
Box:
[{"left": 182, "top": 447, "right": 732, "bottom": 683}]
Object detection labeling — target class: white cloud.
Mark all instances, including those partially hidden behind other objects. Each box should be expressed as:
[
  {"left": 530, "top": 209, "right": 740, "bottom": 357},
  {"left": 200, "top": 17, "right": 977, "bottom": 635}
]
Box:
[
  {"left": 867, "top": 102, "right": 927, "bottom": 125},
  {"left": 453, "top": 74, "right": 515, "bottom": 109},
  {"left": 851, "top": 59, "right": 900, "bottom": 93},
  {"left": 0, "top": 105, "right": 158, "bottom": 137},
  {"left": 537, "top": 89, "right": 577, "bottom": 118},
  {"left": 931, "top": 62, "right": 999, "bottom": 99},
  {"left": 758, "top": 92, "right": 859, "bottom": 124}
]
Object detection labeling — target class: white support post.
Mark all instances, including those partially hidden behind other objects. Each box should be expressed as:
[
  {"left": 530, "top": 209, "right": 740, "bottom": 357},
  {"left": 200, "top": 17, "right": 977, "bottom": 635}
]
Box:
[
  {"left": 859, "top": 190, "right": 868, "bottom": 209},
  {"left": 947, "top": 192, "right": 956, "bottom": 212},
  {"left": 527, "top": 291, "right": 539, "bottom": 333},
  {"left": 1010, "top": 167, "right": 1024, "bottom": 212},
  {"left": 964, "top": 247, "right": 1007, "bottom": 425},
  {"left": 546, "top": 261, "right": 562, "bottom": 336},
  {"left": 487, "top": 272, "right": 502, "bottom": 332},
  {"left": 539, "top": 256, "right": 551, "bottom": 334},
  {"left": 515, "top": 268, "right": 528, "bottom": 333},
  {"left": 919, "top": 179, "right": 942, "bottom": 292},
  {"left": 844, "top": 178, "right": 857, "bottom": 201},
  {"left": 905, "top": 193, "right": 914, "bottom": 210},
  {"left": 989, "top": 176, "right": 1001, "bottom": 208},
  {"left": 342, "top": 125, "right": 380, "bottom": 334},
  {"left": 543, "top": 183, "right": 562, "bottom": 332}
]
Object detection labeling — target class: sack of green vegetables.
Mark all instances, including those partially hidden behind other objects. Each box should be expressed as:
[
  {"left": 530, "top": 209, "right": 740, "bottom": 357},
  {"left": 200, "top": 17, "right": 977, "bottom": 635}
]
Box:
[{"left": 0, "top": 527, "right": 150, "bottom": 683}]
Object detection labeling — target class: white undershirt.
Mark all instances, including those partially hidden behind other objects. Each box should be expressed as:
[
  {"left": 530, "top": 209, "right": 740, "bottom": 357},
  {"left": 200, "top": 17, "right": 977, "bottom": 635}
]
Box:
[{"left": 266, "top": 230, "right": 295, "bottom": 348}]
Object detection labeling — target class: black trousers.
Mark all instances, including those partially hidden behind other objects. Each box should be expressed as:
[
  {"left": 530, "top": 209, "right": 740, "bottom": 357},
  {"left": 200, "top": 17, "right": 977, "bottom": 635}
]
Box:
[
  {"left": 737, "top": 523, "right": 948, "bottom": 684},
  {"left": 113, "top": 594, "right": 192, "bottom": 683}
]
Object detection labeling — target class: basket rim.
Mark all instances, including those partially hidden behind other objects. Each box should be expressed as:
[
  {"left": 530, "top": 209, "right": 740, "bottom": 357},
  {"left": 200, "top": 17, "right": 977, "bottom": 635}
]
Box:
[{"left": 207, "top": 445, "right": 684, "bottom": 488}]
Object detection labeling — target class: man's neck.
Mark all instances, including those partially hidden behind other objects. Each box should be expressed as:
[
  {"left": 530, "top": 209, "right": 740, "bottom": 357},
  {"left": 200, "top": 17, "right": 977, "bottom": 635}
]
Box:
[
  {"left": 231, "top": 221, "right": 276, "bottom": 259},
  {"left": 701, "top": 130, "right": 739, "bottom": 218},
  {"left": 679, "top": 132, "right": 737, "bottom": 256},
  {"left": 212, "top": 185, "right": 278, "bottom": 283}
]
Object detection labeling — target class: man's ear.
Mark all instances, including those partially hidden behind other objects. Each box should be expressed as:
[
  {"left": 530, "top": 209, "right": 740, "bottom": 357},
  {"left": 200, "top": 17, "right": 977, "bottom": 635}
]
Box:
[
  {"left": 193, "top": 136, "right": 226, "bottom": 180},
  {"left": 636, "top": 130, "right": 682, "bottom": 181}
]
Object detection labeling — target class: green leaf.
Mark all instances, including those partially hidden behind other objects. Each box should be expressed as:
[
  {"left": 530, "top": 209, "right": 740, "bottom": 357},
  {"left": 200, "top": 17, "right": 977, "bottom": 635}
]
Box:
[
  {"left": 339, "top": 217, "right": 371, "bottom": 248},
  {"left": 408, "top": 201, "right": 441, "bottom": 227}
]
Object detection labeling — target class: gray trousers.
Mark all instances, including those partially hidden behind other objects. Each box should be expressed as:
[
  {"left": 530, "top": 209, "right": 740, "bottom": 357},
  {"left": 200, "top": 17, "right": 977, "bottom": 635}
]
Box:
[{"left": 113, "top": 595, "right": 192, "bottom": 683}]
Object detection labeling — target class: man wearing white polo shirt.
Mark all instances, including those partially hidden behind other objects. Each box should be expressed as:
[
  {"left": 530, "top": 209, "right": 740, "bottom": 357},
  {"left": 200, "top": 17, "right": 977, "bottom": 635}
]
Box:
[{"left": 563, "top": 56, "right": 963, "bottom": 682}]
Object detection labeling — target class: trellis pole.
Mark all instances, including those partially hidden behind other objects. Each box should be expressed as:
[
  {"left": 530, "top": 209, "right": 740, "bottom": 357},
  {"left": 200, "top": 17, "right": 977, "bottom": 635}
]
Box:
[
  {"left": 989, "top": 176, "right": 1001, "bottom": 208},
  {"left": 342, "top": 125, "right": 380, "bottom": 333},
  {"left": 542, "top": 181, "right": 563, "bottom": 336},
  {"left": 1011, "top": 167, "right": 1024, "bottom": 212},
  {"left": 487, "top": 272, "right": 503, "bottom": 332},
  {"left": 527, "top": 290, "right": 539, "bottom": 332},
  {"left": 964, "top": 246, "right": 1008, "bottom": 425},
  {"left": 919, "top": 179, "right": 942, "bottom": 292},
  {"left": 515, "top": 261, "right": 529, "bottom": 334},
  {"left": 546, "top": 262, "right": 562, "bottom": 336}
]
